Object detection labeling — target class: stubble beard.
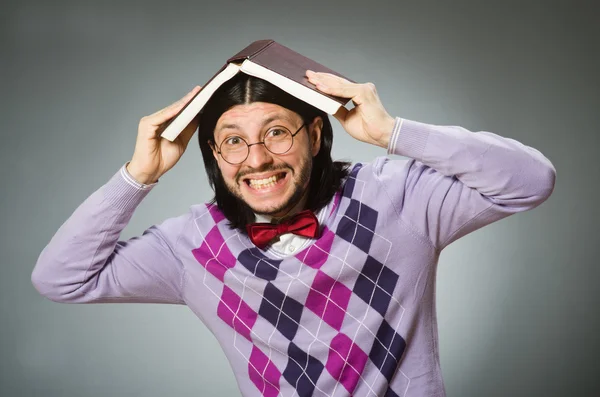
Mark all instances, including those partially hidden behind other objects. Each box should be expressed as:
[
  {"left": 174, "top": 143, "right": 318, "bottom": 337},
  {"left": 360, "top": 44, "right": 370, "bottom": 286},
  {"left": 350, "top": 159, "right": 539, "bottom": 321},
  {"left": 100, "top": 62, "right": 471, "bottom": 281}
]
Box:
[{"left": 225, "top": 154, "right": 313, "bottom": 217}]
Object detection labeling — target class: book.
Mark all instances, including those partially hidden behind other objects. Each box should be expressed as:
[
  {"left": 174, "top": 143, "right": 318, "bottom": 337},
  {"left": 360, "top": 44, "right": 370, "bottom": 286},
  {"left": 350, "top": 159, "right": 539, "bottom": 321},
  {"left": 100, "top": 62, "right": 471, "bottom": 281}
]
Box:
[{"left": 160, "top": 39, "right": 354, "bottom": 141}]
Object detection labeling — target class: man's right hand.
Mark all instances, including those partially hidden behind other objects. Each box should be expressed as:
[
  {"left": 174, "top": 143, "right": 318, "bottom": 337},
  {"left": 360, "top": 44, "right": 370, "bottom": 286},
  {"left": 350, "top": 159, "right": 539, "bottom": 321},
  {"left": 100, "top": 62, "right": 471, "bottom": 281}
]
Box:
[{"left": 127, "top": 86, "right": 202, "bottom": 185}]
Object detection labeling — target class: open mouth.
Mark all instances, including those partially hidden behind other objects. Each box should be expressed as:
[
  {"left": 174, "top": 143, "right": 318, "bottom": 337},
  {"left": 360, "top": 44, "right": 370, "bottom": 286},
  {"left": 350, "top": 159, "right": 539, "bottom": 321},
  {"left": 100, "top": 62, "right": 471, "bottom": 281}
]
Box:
[{"left": 244, "top": 172, "right": 287, "bottom": 190}]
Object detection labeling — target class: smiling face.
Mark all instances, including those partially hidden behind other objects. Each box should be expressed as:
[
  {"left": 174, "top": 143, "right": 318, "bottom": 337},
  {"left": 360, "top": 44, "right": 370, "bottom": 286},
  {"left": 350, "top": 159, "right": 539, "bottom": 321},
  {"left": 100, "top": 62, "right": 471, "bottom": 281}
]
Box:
[{"left": 211, "top": 102, "right": 322, "bottom": 218}]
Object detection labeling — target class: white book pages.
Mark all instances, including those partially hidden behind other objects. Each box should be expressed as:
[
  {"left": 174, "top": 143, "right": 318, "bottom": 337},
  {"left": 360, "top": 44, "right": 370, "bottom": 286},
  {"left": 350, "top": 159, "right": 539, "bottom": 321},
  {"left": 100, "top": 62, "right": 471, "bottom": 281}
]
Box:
[
  {"left": 240, "top": 59, "right": 341, "bottom": 115},
  {"left": 160, "top": 63, "right": 241, "bottom": 141},
  {"left": 160, "top": 60, "right": 342, "bottom": 141}
]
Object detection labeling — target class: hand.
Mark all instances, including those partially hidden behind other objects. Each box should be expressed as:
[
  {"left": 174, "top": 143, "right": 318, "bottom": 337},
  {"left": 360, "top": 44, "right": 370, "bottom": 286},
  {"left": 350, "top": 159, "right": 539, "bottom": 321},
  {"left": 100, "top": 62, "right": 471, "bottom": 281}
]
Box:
[
  {"left": 306, "top": 70, "right": 395, "bottom": 148},
  {"left": 127, "top": 86, "right": 202, "bottom": 184}
]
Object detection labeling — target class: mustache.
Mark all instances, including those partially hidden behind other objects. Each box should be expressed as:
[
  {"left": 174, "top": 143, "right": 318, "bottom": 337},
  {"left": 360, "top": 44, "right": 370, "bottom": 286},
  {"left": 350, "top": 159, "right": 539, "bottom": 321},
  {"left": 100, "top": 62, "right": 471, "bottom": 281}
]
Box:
[{"left": 236, "top": 163, "right": 292, "bottom": 182}]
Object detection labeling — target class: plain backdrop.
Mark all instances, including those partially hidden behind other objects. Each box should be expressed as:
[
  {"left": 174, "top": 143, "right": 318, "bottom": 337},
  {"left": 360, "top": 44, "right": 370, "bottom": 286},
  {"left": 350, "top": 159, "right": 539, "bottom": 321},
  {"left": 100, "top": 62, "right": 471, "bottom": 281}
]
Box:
[{"left": 2, "top": 0, "right": 598, "bottom": 396}]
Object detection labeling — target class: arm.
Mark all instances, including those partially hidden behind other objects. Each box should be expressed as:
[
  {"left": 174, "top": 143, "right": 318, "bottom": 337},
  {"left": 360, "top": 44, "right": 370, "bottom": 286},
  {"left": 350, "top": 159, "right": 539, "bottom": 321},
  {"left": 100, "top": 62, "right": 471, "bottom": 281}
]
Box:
[
  {"left": 32, "top": 86, "right": 202, "bottom": 304},
  {"left": 375, "top": 117, "right": 556, "bottom": 250},
  {"left": 31, "top": 164, "right": 188, "bottom": 304},
  {"left": 304, "top": 71, "right": 556, "bottom": 250}
]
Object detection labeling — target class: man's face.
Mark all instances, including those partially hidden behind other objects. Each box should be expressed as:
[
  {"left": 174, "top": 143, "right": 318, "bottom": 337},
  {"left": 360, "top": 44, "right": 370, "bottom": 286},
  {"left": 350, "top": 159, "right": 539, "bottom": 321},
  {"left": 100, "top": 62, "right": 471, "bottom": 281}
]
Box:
[{"left": 211, "top": 102, "right": 322, "bottom": 218}]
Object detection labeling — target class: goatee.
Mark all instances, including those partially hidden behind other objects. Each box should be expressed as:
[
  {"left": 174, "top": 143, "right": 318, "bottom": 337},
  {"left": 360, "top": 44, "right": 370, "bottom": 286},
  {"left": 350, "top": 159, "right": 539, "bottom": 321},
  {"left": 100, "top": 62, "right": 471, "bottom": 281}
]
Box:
[{"left": 226, "top": 156, "right": 312, "bottom": 217}]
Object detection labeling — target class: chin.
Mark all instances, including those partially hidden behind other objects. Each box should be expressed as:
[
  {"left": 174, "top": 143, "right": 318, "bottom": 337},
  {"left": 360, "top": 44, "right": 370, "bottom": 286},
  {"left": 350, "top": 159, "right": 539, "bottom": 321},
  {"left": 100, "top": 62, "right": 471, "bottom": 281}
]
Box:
[{"left": 244, "top": 193, "right": 295, "bottom": 216}]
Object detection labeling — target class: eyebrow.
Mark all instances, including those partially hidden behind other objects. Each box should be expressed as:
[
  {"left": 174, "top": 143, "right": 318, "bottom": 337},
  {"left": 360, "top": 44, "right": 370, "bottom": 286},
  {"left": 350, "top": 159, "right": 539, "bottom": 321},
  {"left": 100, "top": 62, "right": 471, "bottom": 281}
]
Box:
[{"left": 217, "top": 114, "right": 294, "bottom": 134}]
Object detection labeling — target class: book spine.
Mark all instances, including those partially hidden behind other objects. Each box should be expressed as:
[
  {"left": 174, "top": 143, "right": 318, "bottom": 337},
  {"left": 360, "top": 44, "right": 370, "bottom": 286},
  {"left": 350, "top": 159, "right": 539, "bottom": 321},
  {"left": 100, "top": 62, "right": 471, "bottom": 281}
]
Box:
[
  {"left": 226, "top": 39, "right": 274, "bottom": 63},
  {"left": 248, "top": 40, "right": 275, "bottom": 60}
]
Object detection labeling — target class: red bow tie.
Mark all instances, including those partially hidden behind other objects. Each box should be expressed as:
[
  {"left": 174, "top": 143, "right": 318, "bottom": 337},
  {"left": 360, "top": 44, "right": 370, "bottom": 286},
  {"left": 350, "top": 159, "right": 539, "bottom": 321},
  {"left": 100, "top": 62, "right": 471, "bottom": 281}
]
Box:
[{"left": 246, "top": 209, "right": 320, "bottom": 249}]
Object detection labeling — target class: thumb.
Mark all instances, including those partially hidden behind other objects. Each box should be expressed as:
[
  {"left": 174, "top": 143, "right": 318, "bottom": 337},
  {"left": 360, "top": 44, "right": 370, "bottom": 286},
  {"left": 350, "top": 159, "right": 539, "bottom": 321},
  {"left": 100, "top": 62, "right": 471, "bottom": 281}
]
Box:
[{"left": 333, "top": 106, "right": 349, "bottom": 125}]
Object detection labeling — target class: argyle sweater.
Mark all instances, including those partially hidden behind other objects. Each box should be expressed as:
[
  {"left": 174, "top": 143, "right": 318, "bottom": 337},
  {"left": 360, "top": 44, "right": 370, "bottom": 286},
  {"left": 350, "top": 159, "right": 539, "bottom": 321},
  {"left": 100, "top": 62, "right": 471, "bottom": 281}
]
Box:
[{"left": 31, "top": 117, "right": 556, "bottom": 397}]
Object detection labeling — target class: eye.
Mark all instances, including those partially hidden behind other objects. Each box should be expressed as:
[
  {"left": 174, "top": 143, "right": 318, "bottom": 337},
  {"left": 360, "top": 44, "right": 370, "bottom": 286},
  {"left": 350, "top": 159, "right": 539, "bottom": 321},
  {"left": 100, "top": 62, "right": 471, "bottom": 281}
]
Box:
[
  {"left": 223, "top": 136, "right": 244, "bottom": 146},
  {"left": 267, "top": 128, "right": 286, "bottom": 137}
]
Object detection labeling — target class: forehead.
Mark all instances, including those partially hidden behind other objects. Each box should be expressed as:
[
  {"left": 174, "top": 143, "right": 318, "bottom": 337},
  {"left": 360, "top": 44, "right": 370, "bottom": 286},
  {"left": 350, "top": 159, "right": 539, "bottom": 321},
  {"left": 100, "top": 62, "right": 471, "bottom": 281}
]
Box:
[{"left": 215, "top": 102, "right": 299, "bottom": 131}]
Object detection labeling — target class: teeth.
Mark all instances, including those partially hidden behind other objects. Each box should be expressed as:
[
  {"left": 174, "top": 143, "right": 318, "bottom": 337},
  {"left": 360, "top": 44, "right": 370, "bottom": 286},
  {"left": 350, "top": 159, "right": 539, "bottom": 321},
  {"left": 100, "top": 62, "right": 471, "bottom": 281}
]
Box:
[
  {"left": 248, "top": 174, "right": 282, "bottom": 189},
  {"left": 251, "top": 181, "right": 276, "bottom": 189}
]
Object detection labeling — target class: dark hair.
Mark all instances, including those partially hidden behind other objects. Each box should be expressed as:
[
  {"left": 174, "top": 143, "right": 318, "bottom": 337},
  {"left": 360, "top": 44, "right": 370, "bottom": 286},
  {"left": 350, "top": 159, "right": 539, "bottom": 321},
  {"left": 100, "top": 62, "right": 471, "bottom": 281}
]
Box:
[{"left": 197, "top": 73, "right": 350, "bottom": 231}]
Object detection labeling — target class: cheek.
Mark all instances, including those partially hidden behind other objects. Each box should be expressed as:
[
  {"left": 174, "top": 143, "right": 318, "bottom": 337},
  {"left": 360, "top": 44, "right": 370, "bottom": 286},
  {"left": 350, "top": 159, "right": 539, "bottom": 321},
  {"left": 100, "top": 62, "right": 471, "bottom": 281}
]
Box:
[
  {"left": 282, "top": 143, "right": 311, "bottom": 165},
  {"left": 218, "top": 161, "right": 240, "bottom": 184}
]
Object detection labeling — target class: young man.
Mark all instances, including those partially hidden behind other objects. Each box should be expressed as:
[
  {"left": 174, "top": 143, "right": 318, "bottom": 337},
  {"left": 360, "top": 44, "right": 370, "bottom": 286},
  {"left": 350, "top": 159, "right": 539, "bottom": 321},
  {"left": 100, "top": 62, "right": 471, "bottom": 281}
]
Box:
[{"left": 31, "top": 70, "right": 556, "bottom": 397}]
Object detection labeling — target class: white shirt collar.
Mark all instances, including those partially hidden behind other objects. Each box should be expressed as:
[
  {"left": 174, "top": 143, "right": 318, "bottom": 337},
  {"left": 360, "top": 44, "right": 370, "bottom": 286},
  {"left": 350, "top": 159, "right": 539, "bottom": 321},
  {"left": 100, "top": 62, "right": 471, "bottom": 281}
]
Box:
[{"left": 252, "top": 204, "right": 328, "bottom": 256}]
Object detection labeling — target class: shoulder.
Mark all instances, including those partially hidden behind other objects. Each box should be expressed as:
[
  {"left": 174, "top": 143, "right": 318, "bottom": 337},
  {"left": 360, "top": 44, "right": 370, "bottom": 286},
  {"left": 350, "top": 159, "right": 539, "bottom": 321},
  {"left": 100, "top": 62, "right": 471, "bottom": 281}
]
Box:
[
  {"left": 188, "top": 202, "right": 226, "bottom": 225},
  {"left": 151, "top": 202, "right": 218, "bottom": 239},
  {"left": 150, "top": 203, "right": 226, "bottom": 252},
  {"left": 336, "top": 156, "right": 413, "bottom": 204},
  {"left": 346, "top": 156, "right": 413, "bottom": 183}
]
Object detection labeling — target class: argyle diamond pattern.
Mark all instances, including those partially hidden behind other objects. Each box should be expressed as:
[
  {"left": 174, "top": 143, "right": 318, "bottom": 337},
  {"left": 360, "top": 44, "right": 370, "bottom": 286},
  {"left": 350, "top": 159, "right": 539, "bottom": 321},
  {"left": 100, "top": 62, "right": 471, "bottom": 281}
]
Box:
[
  {"left": 283, "top": 342, "right": 325, "bottom": 396},
  {"left": 259, "top": 282, "right": 304, "bottom": 340},
  {"left": 193, "top": 164, "right": 409, "bottom": 396}
]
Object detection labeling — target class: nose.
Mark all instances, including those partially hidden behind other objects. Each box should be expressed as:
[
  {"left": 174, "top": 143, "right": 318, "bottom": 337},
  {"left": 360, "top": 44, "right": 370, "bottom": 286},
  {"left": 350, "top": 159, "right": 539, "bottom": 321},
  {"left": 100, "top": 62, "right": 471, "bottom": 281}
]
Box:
[{"left": 244, "top": 142, "right": 274, "bottom": 169}]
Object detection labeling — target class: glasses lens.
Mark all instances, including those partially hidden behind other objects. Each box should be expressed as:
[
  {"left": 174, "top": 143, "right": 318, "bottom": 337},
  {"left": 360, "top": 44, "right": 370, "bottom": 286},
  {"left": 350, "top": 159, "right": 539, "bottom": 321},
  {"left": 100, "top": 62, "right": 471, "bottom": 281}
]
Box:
[
  {"left": 264, "top": 128, "right": 293, "bottom": 154},
  {"left": 220, "top": 137, "right": 249, "bottom": 164}
]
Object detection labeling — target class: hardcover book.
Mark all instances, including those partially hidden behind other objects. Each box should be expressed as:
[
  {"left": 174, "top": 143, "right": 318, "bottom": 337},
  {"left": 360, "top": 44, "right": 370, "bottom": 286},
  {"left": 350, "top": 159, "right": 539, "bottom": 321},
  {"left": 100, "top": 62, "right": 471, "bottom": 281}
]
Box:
[{"left": 160, "top": 39, "right": 353, "bottom": 141}]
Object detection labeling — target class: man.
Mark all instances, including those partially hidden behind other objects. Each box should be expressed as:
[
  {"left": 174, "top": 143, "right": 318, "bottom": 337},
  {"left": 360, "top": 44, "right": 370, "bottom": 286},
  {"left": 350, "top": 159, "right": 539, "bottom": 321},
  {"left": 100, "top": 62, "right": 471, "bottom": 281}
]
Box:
[{"left": 31, "top": 69, "right": 556, "bottom": 396}]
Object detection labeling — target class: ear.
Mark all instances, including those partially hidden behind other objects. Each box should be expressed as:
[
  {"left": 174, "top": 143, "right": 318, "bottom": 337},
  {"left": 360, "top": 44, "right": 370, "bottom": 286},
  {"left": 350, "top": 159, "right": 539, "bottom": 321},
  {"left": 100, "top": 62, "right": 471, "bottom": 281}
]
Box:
[
  {"left": 309, "top": 116, "right": 323, "bottom": 157},
  {"left": 209, "top": 140, "right": 219, "bottom": 161}
]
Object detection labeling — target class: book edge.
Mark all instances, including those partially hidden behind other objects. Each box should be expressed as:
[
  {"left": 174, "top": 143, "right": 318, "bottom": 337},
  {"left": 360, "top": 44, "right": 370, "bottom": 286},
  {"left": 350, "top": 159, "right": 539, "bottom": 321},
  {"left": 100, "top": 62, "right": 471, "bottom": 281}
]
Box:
[
  {"left": 160, "top": 39, "right": 351, "bottom": 141},
  {"left": 240, "top": 59, "right": 342, "bottom": 114},
  {"left": 160, "top": 63, "right": 241, "bottom": 141}
]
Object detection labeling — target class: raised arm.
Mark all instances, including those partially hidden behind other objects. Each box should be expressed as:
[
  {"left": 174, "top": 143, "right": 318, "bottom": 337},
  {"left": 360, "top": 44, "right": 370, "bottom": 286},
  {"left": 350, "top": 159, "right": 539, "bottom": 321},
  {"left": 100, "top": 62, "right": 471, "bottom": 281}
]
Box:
[
  {"left": 31, "top": 86, "right": 202, "bottom": 303},
  {"left": 31, "top": 165, "right": 189, "bottom": 304},
  {"left": 375, "top": 117, "right": 556, "bottom": 250},
  {"left": 305, "top": 70, "right": 556, "bottom": 250}
]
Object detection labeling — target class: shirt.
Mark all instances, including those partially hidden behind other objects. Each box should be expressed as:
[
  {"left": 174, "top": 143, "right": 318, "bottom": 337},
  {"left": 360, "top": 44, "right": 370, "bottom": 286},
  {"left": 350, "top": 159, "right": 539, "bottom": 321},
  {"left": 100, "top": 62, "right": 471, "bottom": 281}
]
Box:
[{"left": 253, "top": 207, "right": 327, "bottom": 257}]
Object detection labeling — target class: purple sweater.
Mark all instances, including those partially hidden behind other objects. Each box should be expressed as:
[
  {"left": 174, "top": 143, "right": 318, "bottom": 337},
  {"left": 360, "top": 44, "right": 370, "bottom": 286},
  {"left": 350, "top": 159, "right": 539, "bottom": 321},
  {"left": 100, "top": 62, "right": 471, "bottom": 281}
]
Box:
[{"left": 31, "top": 117, "right": 556, "bottom": 397}]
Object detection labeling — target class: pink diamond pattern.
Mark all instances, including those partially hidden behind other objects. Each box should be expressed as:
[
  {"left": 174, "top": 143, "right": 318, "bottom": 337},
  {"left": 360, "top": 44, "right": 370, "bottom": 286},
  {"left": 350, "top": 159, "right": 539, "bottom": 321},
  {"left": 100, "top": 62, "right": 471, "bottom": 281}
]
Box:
[
  {"left": 305, "top": 270, "right": 352, "bottom": 331},
  {"left": 248, "top": 346, "right": 281, "bottom": 397},
  {"left": 326, "top": 333, "right": 368, "bottom": 394},
  {"left": 217, "top": 285, "right": 257, "bottom": 341},
  {"left": 192, "top": 226, "right": 236, "bottom": 282}
]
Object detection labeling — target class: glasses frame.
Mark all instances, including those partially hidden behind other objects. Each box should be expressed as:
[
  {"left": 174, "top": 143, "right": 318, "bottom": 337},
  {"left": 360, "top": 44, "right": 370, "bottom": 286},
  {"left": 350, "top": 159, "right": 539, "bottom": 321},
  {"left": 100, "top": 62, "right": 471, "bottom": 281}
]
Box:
[{"left": 211, "top": 123, "right": 307, "bottom": 165}]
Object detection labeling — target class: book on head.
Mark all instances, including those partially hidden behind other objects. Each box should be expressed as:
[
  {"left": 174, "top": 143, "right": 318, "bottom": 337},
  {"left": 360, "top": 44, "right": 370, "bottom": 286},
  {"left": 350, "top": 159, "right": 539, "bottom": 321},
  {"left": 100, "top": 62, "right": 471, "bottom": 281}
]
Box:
[{"left": 160, "top": 39, "right": 353, "bottom": 141}]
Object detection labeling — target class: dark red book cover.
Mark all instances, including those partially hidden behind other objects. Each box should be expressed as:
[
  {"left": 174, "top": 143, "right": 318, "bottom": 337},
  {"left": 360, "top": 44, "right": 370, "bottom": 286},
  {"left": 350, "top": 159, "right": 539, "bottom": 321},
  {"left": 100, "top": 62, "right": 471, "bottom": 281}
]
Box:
[
  {"left": 228, "top": 39, "right": 353, "bottom": 107},
  {"left": 162, "top": 40, "right": 352, "bottom": 137}
]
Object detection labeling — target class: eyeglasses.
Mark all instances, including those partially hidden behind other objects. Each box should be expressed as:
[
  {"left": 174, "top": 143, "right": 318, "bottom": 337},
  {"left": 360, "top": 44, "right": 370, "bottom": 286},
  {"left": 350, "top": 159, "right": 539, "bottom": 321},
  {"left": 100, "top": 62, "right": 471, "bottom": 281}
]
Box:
[{"left": 211, "top": 123, "right": 307, "bottom": 165}]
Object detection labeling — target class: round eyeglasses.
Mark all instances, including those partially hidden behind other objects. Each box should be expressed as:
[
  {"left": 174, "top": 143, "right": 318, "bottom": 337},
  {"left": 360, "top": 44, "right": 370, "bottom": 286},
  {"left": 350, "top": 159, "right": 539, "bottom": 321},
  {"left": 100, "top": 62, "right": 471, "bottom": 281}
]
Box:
[{"left": 211, "top": 123, "right": 307, "bottom": 165}]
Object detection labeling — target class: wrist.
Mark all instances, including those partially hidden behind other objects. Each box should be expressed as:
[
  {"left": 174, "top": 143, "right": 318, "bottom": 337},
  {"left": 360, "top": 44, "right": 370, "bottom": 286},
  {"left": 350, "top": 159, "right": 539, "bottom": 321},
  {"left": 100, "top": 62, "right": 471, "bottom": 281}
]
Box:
[
  {"left": 126, "top": 162, "right": 159, "bottom": 185},
  {"left": 376, "top": 115, "right": 396, "bottom": 149}
]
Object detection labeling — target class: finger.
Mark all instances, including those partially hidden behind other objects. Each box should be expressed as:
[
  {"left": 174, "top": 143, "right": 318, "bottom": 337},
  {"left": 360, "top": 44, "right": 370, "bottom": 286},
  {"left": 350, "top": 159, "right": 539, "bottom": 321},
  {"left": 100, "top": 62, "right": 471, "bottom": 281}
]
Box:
[
  {"left": 306, "top": 70, "right": 358, "bottom": 87},
  {"left": 307, "top": 71, "right": 354, "bottom": 85},
  {"left": 147, "top": 87, "right": 200, "bottom": 127},
  {"left": 307, "top": 72, "right": 362, "bottom": 100},
  {"left": 159, "top": 86, "right": 201, "bottom": 114},
  {"left": 146, "top": 86, "right": 201, "bottom": 126}
]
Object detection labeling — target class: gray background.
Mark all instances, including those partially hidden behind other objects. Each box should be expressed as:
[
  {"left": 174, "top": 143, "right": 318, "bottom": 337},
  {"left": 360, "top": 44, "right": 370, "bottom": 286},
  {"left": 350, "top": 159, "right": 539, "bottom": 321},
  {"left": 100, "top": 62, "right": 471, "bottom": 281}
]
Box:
[{"left": 2, "top": 0, "right": 598, "bottom": 396}]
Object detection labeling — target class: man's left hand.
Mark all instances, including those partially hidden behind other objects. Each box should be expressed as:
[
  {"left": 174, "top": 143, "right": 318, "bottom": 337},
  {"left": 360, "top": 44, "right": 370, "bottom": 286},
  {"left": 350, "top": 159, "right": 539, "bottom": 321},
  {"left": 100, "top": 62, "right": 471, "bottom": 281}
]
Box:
[{"left": 306, "top": 70, "right": 395, "bottom": 149}]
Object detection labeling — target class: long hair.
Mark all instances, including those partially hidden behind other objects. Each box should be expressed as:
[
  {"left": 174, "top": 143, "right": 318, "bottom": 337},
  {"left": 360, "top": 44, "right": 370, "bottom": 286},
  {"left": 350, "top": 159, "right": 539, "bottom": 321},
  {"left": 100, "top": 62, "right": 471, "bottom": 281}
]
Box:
[{"left": 197, "top": 73, "right": 350, "bottom": 231}]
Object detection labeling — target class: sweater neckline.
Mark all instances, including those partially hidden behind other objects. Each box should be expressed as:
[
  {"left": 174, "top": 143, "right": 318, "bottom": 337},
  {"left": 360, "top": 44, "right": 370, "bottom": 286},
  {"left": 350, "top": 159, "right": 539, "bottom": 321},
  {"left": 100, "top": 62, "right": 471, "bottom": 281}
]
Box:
[{"left": 242, "top": 188, "right": 343, "bottom": 266}]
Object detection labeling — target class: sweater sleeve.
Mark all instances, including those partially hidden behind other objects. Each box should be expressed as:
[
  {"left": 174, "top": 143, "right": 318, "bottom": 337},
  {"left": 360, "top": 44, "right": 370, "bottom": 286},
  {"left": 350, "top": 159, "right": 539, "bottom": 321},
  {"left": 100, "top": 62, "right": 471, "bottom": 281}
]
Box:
[
  {"left": 374, "top": 117, "right": 556, "bottom": 251},
  {"left": 31, "top": 163, "right": 188, "bottom": 305}
]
